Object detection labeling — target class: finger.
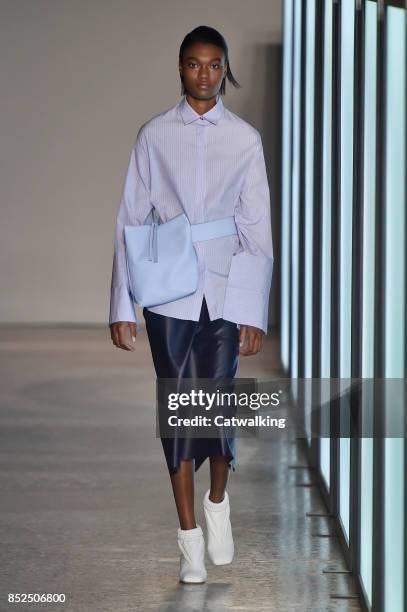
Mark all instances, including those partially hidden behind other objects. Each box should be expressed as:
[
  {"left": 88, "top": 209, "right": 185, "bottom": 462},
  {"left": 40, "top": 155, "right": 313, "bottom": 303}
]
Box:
[
  {"left": 111, "top": 327, "right": 120, "bottom": 348},
  {"left": 239, "top": 327, "right": 247, "bottom": 350},
  {"left": 240, "top": 341, "right": 252, "bottom": 356},
  {"left": 247, "top": 330, "right": 256, "bottom": 354},
  {"left": 118, "top": 340, "right": 134, "bottom": 351},
  {"left": 128, "top": 322, "right": 137, "bottom": 344},
  {"left": 240, "top": 328, "right": 257, "bottom": 356},
  {"left": 117, "top": 327, "right": 135, "bottom": 351},
  {"left": 253, "top": 334, "right": 261, "bottom": 354},
  {"left": 246, "top": 332, "right": 262, "bottom": 356},
  {"left": 240, "top": 339, "right": 251, "bottom": 356}
]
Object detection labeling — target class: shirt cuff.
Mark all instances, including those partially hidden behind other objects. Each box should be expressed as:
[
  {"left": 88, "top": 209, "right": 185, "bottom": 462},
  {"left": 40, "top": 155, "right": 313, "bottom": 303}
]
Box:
[
  {"left": 222, "top": 286, "right": 269, "bottom": 334},
  {"left": 222, "top": 251, "right": 273, "bottom": 334},
  {"left": 109, "top": 285, "right": 138, "bottom": 325}
]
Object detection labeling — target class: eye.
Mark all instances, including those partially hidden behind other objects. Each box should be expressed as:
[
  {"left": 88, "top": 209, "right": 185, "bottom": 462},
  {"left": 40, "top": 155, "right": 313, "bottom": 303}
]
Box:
[
  {"left": 212, "top": 63, "right": 220, "bottom": 69},
  {"left": 187, "top": 62, "right": 198, "bottom": 68}
]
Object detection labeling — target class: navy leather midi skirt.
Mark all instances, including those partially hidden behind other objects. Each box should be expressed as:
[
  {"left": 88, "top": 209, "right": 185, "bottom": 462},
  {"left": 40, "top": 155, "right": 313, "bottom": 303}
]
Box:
[{"left": 143, "top": 296, "right": 240, "bottom": 475}]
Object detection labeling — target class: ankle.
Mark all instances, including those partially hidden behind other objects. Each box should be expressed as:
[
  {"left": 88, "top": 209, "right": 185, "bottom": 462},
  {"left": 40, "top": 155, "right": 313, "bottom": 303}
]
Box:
[
  {"left": 179, "top": 523, "right": 197, "bottom": 530},
  {"left": 209, "top": 493, "right": 225, "bottom": 504}
]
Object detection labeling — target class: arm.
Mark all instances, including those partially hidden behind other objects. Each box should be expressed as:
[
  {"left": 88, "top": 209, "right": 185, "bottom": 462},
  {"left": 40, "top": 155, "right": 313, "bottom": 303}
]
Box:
[
  {"left": 109, "top": 129, "right": 152, "bottom": 348},
  {"left": 222, "top": 135, "right": 274, "bottom": 338}
]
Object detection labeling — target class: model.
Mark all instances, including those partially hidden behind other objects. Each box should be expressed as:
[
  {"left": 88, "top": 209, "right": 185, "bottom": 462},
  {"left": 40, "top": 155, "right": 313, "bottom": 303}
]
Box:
[{"left": 109, "top": 25, "right": 274, "bottom": 584}]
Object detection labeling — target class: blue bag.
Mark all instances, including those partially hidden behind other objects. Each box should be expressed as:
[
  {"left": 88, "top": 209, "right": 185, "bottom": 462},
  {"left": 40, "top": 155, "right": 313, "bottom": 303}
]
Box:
[{"left": 124, "top": 209, "right": 237, "bottom": 308}]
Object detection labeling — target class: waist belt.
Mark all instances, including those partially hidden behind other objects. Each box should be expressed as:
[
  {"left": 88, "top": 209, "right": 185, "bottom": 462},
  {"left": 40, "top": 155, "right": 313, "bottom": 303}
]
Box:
[
  {"left": 190, "top": 216, "right": 238, "bottom": 242},
  {"left": 147, "top": 214, "right": 238, "bottom": 262}
]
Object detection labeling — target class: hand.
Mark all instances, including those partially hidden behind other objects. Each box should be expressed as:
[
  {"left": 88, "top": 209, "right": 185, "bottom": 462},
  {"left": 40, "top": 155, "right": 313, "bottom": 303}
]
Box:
[
  {"left": 110, "top": 321, "right": 137, "bottom": 351},
  {"left": 239, "top": 324, "right": 264, "bottom": 356}
]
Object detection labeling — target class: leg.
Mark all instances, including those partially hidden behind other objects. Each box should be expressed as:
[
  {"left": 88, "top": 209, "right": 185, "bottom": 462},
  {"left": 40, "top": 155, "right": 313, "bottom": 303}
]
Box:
[
  {"left": 143, "top": 307, "right": 199, "bottom": 529},
  {"left": 170, "top": 458, "right": 196, "bottom": 529},
  {"left": 143, "top": 307, "right": 208, "bottom": 583},
  {"left": 193, "top": 300, "right": 237, "bottom": 565},
  {"left": 209, "top": 454, "right": 230, "bottom": 502}
]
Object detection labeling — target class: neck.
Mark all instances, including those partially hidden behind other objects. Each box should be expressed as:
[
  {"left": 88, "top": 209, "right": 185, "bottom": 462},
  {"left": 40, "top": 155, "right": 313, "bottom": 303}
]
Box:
[{"left": 185, "top": 93, "right": 218, "bottom": 115}]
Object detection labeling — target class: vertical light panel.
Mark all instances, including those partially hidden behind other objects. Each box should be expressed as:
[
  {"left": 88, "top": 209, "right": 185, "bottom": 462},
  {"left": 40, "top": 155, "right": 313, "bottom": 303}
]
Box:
[
  {"left": 304, "top": 0, "right": 316, "bottom": 443},
  {"left": 360, "top": 1, "right": 377, "bottom": 605},
  {"left": 304, "top": 1, "right": 315, "bottom": 378},
  {"left": 290, "top": 0, "right": 302, "bottom": 385},
  {"left": 383, "top": 5, "right": 406, "bottom": 612},
  {"left": 339, "top": 0, "right": 355, "bottom": 542},
  {"left": 281, "top": 0, "right": 294, "bottom": 373},
  {"left": 384, "top": 9, "right": 406, "bottom": 379},
  {"left": 319, "top": 0, "right": 334, "bottom": 490}
]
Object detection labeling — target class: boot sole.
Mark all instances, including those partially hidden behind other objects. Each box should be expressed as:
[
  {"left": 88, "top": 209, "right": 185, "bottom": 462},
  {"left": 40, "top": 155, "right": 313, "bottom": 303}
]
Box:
[{"left": 209, "top": 557, "right": 234, "bottom": 565}]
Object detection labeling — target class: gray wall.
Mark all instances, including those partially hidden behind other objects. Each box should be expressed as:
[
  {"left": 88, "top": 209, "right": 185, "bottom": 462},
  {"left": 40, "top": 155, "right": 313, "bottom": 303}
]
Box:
[{"left": 0, "top": 0, "right": 282, "bottom": 326}]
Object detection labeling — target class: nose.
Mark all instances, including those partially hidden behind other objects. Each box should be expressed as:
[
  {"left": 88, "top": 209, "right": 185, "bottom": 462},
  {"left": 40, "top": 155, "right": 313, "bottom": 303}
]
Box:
[{"left": 198, "top": 66, "right": 209, "bottom": 78}]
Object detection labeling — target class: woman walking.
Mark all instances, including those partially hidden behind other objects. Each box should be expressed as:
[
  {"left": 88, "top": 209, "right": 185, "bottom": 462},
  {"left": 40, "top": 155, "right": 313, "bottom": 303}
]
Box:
[{"left": 109, "top": 25, "right": 273, "bottom": 583}]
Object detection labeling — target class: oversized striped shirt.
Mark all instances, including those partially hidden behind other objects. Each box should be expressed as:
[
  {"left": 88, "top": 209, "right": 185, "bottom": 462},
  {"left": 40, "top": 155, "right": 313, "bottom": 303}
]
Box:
[{"left": 109, "top": 93, "right": 274, "bottom": 334}]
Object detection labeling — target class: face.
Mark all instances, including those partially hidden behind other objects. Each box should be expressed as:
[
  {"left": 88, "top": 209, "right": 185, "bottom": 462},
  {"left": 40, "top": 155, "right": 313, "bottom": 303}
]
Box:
[{"left": 179, "top": 42, "right": 227, "bottom": 99}]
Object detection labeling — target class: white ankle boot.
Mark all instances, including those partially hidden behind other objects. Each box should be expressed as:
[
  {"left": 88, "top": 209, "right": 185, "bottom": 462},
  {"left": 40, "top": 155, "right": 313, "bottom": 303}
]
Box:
[
  {"left": 177, "top": 524, "right": 207, "bottom": 583},
  {"left": 203, "top": 489, "right": 234, "bottom": 565}
]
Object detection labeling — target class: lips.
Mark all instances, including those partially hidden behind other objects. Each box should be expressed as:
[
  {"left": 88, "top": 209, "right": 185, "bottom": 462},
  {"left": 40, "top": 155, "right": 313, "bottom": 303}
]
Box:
[{"left": 198, "top": 83, "right": 209, "bottom": 89}]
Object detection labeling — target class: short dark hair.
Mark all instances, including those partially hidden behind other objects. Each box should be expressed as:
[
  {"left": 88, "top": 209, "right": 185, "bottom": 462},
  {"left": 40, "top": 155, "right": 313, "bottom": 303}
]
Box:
[{"left": 179, "top": 25, "right": 241, "bottom": 95}]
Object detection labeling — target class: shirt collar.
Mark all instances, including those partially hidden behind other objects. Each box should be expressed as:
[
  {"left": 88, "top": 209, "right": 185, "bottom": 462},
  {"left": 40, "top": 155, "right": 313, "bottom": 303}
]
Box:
[{"left": 178, "top": 93, "right": 224, "bottom": 125}]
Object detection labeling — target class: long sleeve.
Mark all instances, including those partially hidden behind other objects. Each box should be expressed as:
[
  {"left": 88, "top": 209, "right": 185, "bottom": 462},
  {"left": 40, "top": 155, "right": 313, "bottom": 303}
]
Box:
[
  {"left": 222, "top": 135, "right": 274, "bottom": 334},
  {"left": 109, "top": 129, "right": 153, "bottom": 325}
]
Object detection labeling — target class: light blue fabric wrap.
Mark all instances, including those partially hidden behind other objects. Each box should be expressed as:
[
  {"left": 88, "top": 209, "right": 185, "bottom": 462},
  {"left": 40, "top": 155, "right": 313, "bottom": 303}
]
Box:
[{"left": 124, "top": 212, "right": 237, "bottom": 308}]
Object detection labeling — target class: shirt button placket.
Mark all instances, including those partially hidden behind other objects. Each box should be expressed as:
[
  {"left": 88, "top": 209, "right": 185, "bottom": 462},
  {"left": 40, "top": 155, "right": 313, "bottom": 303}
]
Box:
[
  {"left": 195, "top": 121, "right": 207, "bottom": 284},
  {"left": 196, "top": 122, "right": 207, "bottom": 221}
]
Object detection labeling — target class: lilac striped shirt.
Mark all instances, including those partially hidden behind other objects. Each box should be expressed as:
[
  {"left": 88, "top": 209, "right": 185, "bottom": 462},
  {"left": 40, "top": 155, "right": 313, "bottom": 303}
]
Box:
[{"left": 109, "top": 93, "right": 274, "bottom": 334}]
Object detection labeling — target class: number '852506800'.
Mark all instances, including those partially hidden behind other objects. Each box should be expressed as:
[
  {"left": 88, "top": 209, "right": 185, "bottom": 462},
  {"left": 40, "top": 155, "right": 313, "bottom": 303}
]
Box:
[{"left": 8, "top": 593, "right": 66, "bottom": 604}]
